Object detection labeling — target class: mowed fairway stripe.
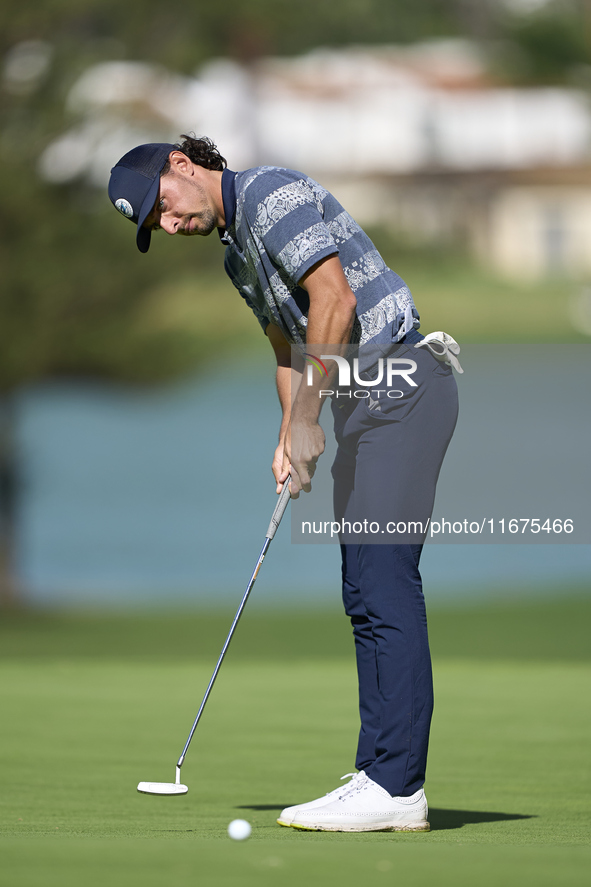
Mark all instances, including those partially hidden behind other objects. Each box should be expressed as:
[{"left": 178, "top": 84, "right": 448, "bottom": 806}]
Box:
[
  {"left": 1, "top": 840, "right": 590, "bottom": 887},
  {"left": 0, "top": 659, "right": 589, "bottom": 845}
]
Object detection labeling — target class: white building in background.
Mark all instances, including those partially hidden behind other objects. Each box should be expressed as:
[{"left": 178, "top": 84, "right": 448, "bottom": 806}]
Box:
[
  {"left": 37, "top": 40, "right": 591, "bottom": 281},
  {"left": 480, "top": 170, "right": 591, "bottom": 280},
  {"left": 256, "top": 43, "right": 591, "bottom": 174}
]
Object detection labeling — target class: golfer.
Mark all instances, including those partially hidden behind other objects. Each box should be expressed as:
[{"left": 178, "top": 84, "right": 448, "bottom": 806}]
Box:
[{"left": 108, "top": 136, "right": 459, "bottom": 832}]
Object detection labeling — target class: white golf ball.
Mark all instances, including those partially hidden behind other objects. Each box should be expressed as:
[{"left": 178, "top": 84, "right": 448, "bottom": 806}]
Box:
[{"left": 228, "top": 819, "right": 252, "bottom": 841}]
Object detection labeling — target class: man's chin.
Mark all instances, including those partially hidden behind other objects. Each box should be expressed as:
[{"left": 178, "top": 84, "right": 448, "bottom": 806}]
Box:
[{"left": 179, "top": 224, "right": 214, "bottom": 238}]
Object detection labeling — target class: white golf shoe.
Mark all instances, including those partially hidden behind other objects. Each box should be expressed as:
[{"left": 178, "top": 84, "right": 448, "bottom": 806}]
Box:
[
  {"left": 277, "top": 771, "right": 368, "bottom": 826},
  {"left": 278, "top": 776, "right": 429, "bottom": 832}
]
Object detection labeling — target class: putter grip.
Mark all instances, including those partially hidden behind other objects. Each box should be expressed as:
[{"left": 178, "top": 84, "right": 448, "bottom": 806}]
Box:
[{"left": 265, "top": 476, "right": 291, "bottom": 540}]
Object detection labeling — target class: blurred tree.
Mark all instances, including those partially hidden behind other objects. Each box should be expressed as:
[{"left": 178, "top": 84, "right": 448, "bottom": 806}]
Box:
[
  {"left": 502, "top": 1, "right": 591, "bottom": 83},
  {"left": 0, "top": 0, "right": 465, "bottom": 72},
  {"left": 454, "top": 0, "right": 499, "bottom": 40}
]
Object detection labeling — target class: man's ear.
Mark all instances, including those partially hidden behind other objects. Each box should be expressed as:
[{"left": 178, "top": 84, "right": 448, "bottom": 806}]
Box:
[{"left": 168, "top": 151, "right": 192, "bottom": 175}]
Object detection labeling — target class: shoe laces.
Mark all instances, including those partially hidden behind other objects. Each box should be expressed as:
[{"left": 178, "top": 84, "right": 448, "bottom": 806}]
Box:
[{"left": 336, "top": 770, "right": 366, "bottom": 799}]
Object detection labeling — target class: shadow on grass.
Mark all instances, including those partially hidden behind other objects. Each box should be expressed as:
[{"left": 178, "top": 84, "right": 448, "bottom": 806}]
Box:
[
  {"left": 237, "top": 804, "right": 534, "bottom": 831},
  {"left": 237, "top": 805, "right": 289, "bottom": 811},
  {"left": 428, "top": 809, "right": 534, "bottom": 830}
]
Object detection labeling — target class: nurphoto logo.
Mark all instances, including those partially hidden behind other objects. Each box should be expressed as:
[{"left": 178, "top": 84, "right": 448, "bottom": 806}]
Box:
[{"left": 304, "top": 353, "right": 418, "bottom": 398}]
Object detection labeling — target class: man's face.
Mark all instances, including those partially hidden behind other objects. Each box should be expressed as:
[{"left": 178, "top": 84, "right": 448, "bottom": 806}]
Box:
[{"left": 142, "top": 168, "right": 217, "bottom": 238}]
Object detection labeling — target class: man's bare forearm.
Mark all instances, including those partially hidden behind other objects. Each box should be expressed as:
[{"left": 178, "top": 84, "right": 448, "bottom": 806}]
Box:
[
  {"left": 295, "top": 258, "right": 357, "bottom": 422},
  {"left": 276, "top": 363, "right": 295, "bottom": 442}
]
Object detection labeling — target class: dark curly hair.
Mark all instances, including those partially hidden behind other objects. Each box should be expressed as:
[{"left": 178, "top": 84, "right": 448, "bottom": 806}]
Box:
[{"left": 161, "top": 134, "right": 227, "bottom": 175}]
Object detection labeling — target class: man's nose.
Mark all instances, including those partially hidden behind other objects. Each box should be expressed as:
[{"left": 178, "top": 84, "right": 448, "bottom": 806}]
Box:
[{"left": 160, "top": 215, "right": 179, "bottom": 235}]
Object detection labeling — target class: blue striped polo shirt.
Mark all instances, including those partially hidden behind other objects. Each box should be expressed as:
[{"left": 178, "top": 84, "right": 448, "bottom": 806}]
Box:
[{"left": 220, "top": 166, "right": 420, "bottom": 347}]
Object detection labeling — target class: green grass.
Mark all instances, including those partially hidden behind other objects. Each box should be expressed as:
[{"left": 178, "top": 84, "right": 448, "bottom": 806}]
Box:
[
  {"left": 0, "top": 595, "right": 590, "bottom": 886},
  {"left": 399, "top": 256, "right": 586, "bottom": 344},
  {"left": 359, "top": 236, "right": 590, "bottom": 344}
]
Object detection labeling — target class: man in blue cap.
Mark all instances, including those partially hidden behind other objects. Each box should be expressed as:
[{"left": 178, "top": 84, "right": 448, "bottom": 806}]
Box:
[
  {"left": 108, "top": 140, "right": 227, "bottom": 251},
  {"left": 109, "top": 135, "right": 459, "bottom": 832}
]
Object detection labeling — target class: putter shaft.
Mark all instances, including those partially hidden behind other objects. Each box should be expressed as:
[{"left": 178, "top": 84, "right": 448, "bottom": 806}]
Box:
[{"left": 176, "top": 477, "right": 291, "bottom": 770}]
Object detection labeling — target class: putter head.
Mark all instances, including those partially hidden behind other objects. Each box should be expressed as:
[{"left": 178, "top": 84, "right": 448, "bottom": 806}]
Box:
[{"left": 137, "top": 781, "right": 188, "bottom": 795}]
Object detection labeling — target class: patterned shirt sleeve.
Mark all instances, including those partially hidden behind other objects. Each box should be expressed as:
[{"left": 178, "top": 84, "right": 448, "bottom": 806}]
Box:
[{"left": 251, "top": 176, "right": 339, "bottom": 284}]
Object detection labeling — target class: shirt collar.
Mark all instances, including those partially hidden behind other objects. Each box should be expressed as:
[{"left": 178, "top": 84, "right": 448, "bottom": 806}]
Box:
[{"left": 218, "top": 168, "right": 237, "bottom": 244}]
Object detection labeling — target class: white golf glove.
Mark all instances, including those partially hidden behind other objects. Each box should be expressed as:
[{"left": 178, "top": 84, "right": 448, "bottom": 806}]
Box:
[{"left": 414, "top": 331, "right": 464, "bottom": 374}]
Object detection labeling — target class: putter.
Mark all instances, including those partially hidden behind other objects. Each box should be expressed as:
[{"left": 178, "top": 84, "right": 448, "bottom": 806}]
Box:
[{"left": 137, "top": 476, "right": 292, "bottom": 795}]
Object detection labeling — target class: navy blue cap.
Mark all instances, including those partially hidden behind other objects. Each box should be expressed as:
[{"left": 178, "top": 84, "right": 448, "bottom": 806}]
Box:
[{"left": 108, "top": 143, "right": 176, "bottom": 253}]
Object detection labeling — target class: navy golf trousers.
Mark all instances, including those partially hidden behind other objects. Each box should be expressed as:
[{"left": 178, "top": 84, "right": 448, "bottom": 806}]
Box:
[{"left": 331, "top": 333, "right": 458, "bottom": 796}]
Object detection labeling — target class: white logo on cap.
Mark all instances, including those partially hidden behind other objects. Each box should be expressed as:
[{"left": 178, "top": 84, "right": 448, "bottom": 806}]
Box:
[{"left": 115, "top": 198, "right": 133, "bottom": 219}]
